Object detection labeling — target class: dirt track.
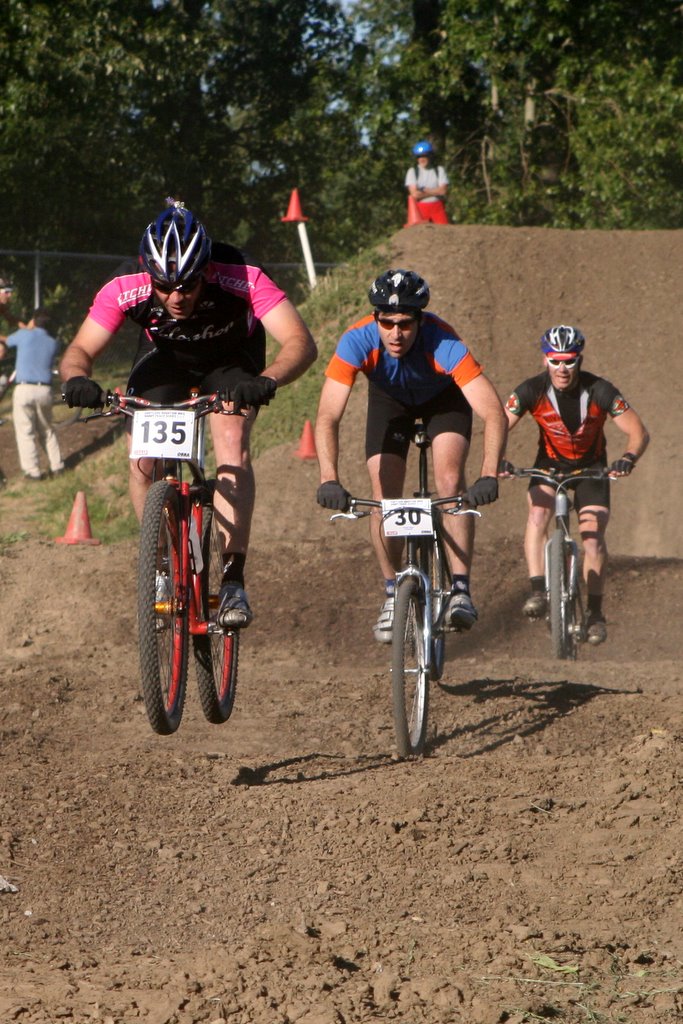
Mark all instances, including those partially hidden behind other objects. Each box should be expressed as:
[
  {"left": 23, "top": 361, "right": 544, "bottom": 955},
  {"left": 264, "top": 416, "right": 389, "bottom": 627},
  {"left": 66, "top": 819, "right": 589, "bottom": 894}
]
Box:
[{"left": 1, "top": 224, "right": 682, "bottom": 1023}]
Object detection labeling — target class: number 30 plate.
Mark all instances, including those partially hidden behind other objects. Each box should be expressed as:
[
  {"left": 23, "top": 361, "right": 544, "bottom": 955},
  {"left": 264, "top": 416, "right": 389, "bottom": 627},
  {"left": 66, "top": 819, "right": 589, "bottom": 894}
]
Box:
[
  {"left": 381, "top": 498, "right": 432, "bottom": 536},
  {"left": 130, "top": 409, "right": 196, "bottom": 460}
]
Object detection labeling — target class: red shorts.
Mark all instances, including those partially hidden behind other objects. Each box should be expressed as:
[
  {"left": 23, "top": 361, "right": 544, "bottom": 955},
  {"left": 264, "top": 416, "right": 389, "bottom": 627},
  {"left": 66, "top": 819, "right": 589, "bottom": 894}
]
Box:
[{"left": 416, "top": 199, "right": 449, "bottom": 224}]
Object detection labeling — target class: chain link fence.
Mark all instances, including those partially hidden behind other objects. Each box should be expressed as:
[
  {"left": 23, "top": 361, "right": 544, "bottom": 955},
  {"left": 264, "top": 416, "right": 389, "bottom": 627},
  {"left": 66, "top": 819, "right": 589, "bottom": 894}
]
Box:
[{"left": 0, "top": 248, "right": 334, "bottom": 385}]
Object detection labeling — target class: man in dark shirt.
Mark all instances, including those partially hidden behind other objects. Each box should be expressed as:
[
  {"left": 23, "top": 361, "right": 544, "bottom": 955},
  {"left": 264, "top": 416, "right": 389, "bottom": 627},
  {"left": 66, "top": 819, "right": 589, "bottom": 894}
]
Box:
[{"left": 504, "top": 325, "right": 649, "bottom": 643}]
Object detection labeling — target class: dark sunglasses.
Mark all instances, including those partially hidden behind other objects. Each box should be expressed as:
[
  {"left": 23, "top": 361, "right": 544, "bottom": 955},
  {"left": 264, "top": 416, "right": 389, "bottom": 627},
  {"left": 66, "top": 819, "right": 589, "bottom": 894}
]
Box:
[
  {"left": 152, "top": 275, "right": 202, "bottom": 295},
  {"left": 547, "top": 356, "right": 579, "bottom": 369},
  {"left": 375, "top": 314, "right": 418, "bottom": 332}
]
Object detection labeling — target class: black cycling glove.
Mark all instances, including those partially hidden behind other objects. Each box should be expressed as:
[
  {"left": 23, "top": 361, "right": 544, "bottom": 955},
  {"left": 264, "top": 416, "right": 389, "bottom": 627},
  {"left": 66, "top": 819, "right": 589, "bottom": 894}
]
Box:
[
  {"left": 229, "top": 376, "right": 277, "bottom": 410},
  {"left": 465, "top": 475, "right": 499, "bottom": 507},
  {"left": 609, "top": 453, "right": 637, "bottom": 476},
  {"left": 61, "top": 376, "right": 105, "bottom": 408},
  {"left": 317, "top": 480, "right": 351, "bottom": 511},
  {"left": 498, "top": 459, "right": 515, "bottom": 477}
]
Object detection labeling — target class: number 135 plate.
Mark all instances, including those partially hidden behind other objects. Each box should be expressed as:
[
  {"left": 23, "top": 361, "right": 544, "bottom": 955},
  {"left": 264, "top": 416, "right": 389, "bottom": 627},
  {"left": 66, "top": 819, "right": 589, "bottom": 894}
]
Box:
[{"left": 130, "top": 409, "right": 196, "bottom": 460}]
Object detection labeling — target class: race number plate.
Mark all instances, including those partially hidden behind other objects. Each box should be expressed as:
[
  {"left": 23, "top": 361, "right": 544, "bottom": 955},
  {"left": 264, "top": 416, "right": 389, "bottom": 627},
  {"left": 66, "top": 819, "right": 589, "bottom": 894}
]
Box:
[
  {"left": 381, "top": 498, "right": 433, "bottom": 537},
  {"left": 129, "top": 409, "right": 196, "bottom": 460}
]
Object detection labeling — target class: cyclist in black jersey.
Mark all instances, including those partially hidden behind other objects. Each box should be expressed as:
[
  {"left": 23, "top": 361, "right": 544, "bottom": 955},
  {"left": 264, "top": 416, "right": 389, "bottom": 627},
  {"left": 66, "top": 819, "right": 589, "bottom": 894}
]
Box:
[
  {"left": 503, "top": 325, "right": 649, "bottom": 644},
  {"left": 60, "top": 200, "right": 317, "bottom": 629}
]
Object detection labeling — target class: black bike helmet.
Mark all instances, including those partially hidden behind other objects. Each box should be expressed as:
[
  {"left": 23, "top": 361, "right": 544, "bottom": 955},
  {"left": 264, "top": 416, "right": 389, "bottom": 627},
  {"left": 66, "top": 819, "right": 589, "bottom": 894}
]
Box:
[
  {"left": 368, "top": 269, "right": 430, "bottom": 314},
  {"left": 540, "top": 324, "right": 585, "bottom": 356},
  {"left": 139, "top": 200, "right": 212, "bottom": 286}
]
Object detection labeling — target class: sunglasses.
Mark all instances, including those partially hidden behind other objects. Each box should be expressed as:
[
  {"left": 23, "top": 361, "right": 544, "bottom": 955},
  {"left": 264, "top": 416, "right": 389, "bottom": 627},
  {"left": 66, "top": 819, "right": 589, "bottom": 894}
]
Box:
[
  {"left": 375, "top": 315, "right": 417, "bottom": 332},
  {"left": 547, "top": 356, "right": 579, "bottom": 369},
  {"left": 152, "top": 275, "right": 202, "bottom": 295}
]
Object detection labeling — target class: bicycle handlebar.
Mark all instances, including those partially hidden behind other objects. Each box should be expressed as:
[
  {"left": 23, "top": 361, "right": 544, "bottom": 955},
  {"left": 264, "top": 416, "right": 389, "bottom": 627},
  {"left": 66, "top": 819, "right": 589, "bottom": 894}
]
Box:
[
  {"left": 81, "top": 390, "right": 246, "bottom": 422},
  {"left": 330, "top": 493, "right": 479, "bottom": 522},
  {"left": 501, "top": 463, "right": 611, "bottom": 486}
]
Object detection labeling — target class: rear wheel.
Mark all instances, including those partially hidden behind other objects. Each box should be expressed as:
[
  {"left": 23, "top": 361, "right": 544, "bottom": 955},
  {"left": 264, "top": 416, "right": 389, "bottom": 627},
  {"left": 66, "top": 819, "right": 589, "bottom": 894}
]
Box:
[
  {"left": 548, "top": 530, "right": 577, "bottom": 660},
  {"left": 192, "top": 494, "right": 239, "bottom": 724},
  {"left": 391, "top": 577, "right": 429, "bottom": 757},
  {"left": 138, "top": 481, "right": 188, "bottom": 734}
]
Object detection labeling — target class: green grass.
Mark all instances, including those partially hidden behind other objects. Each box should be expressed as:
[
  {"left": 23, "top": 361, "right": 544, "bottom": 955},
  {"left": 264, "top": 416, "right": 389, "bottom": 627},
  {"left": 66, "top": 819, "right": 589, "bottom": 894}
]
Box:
[
  {"left": 0, "top": 432, "right": 138, "bottom": 544},
  {"left": 0, "top": 242, "right": 391, "bottom": 539},
  {"left": 250, "top": 241, "right": 390, "bottom": 457}
]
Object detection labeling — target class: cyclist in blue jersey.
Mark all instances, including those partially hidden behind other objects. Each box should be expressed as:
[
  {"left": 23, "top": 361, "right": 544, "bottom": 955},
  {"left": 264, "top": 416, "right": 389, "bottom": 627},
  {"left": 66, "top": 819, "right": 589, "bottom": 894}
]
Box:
[{"left": 315, "top": 269, "right": 507, "bottom": 642}]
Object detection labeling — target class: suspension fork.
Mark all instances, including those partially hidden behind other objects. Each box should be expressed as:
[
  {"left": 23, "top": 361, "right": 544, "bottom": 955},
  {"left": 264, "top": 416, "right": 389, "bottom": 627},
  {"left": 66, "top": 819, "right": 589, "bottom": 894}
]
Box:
[{"left": 395, "top": 561, "right": 433, "bottom": 668}]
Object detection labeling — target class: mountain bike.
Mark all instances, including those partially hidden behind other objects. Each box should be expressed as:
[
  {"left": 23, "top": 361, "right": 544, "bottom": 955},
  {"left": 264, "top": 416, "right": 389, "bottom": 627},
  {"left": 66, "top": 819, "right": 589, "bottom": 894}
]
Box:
[
  {"left": 330, "top": 422, "right": 480, "bottom": 758},
  {"left": 503, "top": 464, "right": 610, "bottom": 660},
  {"left": 88, "top": 391, "right": 240, "bottom": 734}
]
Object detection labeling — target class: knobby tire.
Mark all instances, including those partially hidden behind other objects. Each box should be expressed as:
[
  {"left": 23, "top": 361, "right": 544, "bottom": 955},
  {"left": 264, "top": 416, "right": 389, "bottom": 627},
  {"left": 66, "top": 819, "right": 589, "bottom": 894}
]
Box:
[
  {"left": 192, "top": 493, "right": 239, "bottom": 724},
  {"left": 138, "top": 481, "right": 188, "bottom": 734},
  {"left": 392, "top": 577, "right": 429, "bottom": 757}
]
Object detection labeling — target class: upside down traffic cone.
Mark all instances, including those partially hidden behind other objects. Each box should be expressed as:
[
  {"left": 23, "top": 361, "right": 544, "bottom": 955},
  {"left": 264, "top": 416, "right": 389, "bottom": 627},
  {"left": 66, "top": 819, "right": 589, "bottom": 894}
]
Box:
[
  {"left": 294, "top": 419, "right": 317, "bottom": 460},
  {"left": 55, "top": 491, "right": 101, "bottom": 545},
  {"left": 404, "top": 195, "right": 425, "bottom": 227}
]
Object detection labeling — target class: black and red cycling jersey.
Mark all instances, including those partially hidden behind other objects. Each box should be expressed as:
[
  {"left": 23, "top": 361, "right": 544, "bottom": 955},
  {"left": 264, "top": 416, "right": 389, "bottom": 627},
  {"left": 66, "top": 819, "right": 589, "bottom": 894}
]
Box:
[{"left": 506, "top": 370, "right": 630, "bottom": 470}]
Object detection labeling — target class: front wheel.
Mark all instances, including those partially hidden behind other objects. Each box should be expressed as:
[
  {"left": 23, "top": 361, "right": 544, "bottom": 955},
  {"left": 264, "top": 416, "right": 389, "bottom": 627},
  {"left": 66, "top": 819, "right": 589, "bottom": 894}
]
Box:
[
  {"left": 138, "top": 481, "right": 188, "bottom": 734},
  {"left": 428, "top": 534, "right": 450, "bottom": 682},
  {"left": 392, "top": 577, "right": 430, "bottom": 757},
  {"left": 548, "top": 530, "right": 577, "bottom": 661},
  {"left": 192, "top": 495, "right": 239, "bottom": 724}
]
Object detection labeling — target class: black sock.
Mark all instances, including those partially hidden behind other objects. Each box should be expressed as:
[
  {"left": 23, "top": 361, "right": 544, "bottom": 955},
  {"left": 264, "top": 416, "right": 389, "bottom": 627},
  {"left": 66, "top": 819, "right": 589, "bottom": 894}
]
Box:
[
  {"left": 222, "top": 552, "right": 246, "bottom": 587},
  {"left": 530, "top": 575, "right": 545, "bottom": 593},
  {"left": 587, "top": 593, "right": 603, "bottom": 617}
]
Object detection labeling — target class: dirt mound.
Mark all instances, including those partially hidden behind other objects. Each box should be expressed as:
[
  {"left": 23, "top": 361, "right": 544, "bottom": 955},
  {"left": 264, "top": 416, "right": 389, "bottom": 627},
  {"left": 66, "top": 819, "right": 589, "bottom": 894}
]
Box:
[{"left": 1, "top": 225, "right": 682, "bottom": 1023}]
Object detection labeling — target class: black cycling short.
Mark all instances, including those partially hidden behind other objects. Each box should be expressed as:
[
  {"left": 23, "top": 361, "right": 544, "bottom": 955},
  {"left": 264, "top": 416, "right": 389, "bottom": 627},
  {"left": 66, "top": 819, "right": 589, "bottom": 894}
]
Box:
[
  {"left": 529, "top": 460, "right": 611, "bottom": 511},
  {"left": 365, "top": 380, "right": 472, "bottom": 461},
  {"left": 126, "top": 324, "right": 266, "bottom": 403}
]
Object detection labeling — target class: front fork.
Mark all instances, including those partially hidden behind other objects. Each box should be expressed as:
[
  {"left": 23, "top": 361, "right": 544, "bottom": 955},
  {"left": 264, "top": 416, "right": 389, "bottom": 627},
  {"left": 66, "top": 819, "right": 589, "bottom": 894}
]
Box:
[
  {"left": 543, "top": 533, "right": 581, "bottom": 630},
  {"left": 395, "top": 565, "right": 432, "bottom": 669},
  {"left": 177, "top": 483, "right": 212, "bottom": 637}
]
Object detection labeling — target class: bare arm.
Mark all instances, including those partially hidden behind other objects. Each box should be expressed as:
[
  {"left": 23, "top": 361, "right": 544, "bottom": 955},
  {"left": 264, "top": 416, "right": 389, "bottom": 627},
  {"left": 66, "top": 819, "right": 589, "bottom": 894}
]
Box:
[
  {"left": 407, "top": 181, "right": 448, "bottom": 200},
  {"left": 59, "top": 317, "right": 115, "bottom": 381},
  {"left": 611, "top": 406, "right": 650, "bottom": 462},
  {"left": 314, "top": 377, "right": 353, "bottom": 483},
  {"left": 259, "top": 299, "right": 317, "bottom": 386},
  {"left": 461, "top": 373, "right": 508, "bottom": 477}
]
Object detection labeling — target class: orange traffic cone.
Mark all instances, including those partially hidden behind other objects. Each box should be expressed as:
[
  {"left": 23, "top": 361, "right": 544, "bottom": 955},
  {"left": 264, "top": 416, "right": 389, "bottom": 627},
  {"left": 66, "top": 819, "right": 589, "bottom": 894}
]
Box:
[
  {"left": 404, "top": 195, "right": 425, "bottom": 227},
  {"left": 55, "top": 491, "right": 101, "bottom": 546},
  {"left": 294, "top": 419, "right": 317, "bottom": 460},
  {"left": 281, "top": 187, "right": 308, "bottom": 223}
]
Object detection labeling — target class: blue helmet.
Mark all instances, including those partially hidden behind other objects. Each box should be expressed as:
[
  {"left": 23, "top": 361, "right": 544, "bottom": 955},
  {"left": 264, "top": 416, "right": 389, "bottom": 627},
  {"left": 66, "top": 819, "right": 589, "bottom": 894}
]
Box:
[
  {"left": 412, "top": 140, "right": 434, "bottom": 157},
  {"left": 140, "top": 200, "right": 212, "bottom": 286}
]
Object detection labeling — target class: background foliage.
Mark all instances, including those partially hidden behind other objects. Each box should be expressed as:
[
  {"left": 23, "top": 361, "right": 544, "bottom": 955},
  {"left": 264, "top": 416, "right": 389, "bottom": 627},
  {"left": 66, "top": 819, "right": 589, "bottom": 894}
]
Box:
[{"left": 1, "top": 0, "right": 682, "bottom": 327}]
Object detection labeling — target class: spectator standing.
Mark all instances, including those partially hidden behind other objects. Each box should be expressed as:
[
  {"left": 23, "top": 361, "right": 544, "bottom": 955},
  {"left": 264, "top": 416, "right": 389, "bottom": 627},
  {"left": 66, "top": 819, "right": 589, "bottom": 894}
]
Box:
[
  {"left": 0, "top": 277, "right": 20, "bottom": 342},
  {"left": 0, "top": 310, "right": 64, "bottom": 480},
  {"left": 405, "top": 141, "right": 449, "bottom": 224}
]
